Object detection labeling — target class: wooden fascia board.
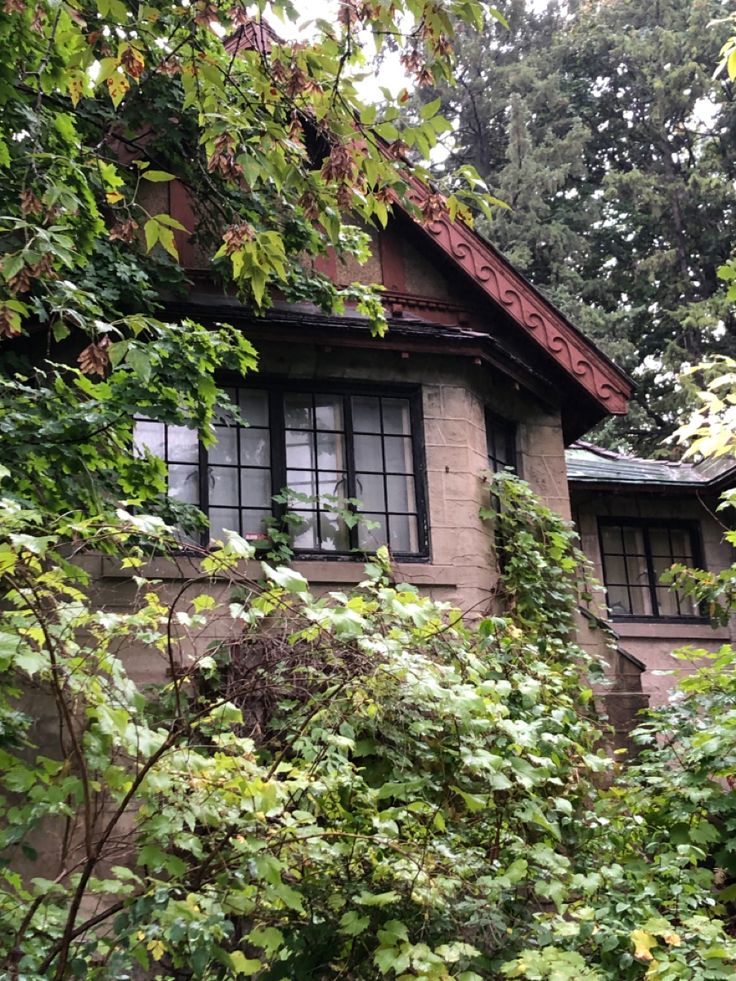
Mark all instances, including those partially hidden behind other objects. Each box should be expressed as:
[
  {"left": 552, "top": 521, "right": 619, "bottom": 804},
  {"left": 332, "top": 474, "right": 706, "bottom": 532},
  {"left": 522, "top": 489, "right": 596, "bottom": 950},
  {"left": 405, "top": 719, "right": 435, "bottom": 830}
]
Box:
[{"left": 391, "top": 176, "right": 633, "bottom": 417}]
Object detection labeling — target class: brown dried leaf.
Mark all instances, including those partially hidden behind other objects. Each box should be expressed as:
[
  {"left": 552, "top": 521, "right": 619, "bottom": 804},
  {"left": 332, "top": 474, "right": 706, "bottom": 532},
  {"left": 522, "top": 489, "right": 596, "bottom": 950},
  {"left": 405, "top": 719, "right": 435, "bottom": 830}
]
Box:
[
  {"left": 19, "top": 189, "right": 43, "bottom": 216},
  {"left": 78, "top": 335, "right": 111, "bottom": 377}
]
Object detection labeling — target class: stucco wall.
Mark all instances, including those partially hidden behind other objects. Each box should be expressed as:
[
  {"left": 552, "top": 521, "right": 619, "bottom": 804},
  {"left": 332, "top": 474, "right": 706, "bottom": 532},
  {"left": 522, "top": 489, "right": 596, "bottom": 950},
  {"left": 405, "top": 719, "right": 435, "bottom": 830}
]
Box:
[{"left": 572, "top": 488, "right": 735, "bottom": 705}]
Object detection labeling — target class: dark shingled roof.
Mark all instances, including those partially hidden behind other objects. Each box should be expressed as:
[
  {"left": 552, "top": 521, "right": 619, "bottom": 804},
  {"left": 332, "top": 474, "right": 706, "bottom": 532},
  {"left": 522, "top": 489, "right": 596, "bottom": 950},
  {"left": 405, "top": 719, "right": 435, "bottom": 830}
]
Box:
[{"left": 566, "top": 442, "right": 736, "bottom": 490}]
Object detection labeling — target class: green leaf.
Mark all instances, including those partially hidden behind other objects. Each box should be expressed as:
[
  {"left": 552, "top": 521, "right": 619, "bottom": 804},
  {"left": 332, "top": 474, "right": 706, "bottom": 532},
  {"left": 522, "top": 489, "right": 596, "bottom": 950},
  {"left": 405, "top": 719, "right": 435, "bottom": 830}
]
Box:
[
  {"left": 339, "top": 910, "right": 371, "bottom": 936},
  {"left": 141, "top": 171, "right": 176, "bottom": 182},
  {"left": 230, "top": 952, "right": 262, "bottom": 976},
  {"left": 156, "top": 225, "right": 179, "bottom": 260},
  {"left": 247, "top": 926, "right": 283, "bottom": 954},
  {"left": 419, "top": 97, "right": 441, "bottom": 120},
  {"left": 262, "top": 563, "right": 309, "bottom": 593},
  {"left": 127, "top": 347, "right": 152, "bottom": 383},
  {"left": 151, "top": 212, "right": 187, "bottom": 231},
  {"left": 355, "top": 890, "right": 400, "bottom": 907},
  {"left": 143, "top": 219, "right": 159, "bottom": 252}
]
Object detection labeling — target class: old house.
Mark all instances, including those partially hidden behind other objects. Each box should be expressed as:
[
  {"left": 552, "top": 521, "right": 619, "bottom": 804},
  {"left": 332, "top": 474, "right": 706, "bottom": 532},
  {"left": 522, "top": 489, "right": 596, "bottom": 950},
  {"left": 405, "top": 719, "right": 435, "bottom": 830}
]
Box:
[{"left": 108, "top": 23, "right": 734, "bottom": 738}]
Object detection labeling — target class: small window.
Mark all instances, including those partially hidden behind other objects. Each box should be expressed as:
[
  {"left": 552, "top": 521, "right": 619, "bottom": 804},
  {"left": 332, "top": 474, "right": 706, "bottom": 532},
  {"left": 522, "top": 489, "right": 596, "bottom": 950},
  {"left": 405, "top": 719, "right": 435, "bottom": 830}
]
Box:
[
  {"left": 134, "top": 383, "right": 427, "bottom": 558},
  {"left": 485, "top": 411, "right": 516, "bottom": 474},
  {"left": 598, "top": 519, "right": 702, "bottom": 619}
]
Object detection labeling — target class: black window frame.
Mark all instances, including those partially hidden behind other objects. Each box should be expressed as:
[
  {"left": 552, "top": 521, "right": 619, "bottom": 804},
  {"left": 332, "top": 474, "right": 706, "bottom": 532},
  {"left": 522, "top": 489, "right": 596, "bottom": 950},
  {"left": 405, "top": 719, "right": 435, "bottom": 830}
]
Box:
[
  {"left": 597, "top": 517, "right": 706, "bottom": 622},
  {"left": 139, "top": 377, "right": 430, "bottom": 562},
  {"left": 485, "top": 410, "right": 517, "bottom": 475}
]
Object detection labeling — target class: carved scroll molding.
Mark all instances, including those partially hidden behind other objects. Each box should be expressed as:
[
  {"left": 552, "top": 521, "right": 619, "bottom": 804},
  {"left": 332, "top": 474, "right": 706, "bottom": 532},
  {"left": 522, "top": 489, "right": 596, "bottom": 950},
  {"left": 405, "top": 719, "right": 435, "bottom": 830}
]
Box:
[{"left": 399, "top": 182, "right": 632, "bottom": 415}]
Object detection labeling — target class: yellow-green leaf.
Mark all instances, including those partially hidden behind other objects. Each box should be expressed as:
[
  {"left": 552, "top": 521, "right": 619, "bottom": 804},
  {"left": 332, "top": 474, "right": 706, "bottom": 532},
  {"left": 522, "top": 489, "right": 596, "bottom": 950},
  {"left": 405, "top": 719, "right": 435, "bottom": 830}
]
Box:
[
  {"left": 230, "top": 952, "right": 262, "bottom": 976},
  {"left": 143, "top": 219, "right": 159, "bottom": 252},
  {"left": 631, "top": 929, "right": 658, "bottom": 962},
  {"left": 141, "top": 171, "right": 175, "bottom": 182},
  {"left": 106, "top": 72, "right": 130, "bottom": 108}
]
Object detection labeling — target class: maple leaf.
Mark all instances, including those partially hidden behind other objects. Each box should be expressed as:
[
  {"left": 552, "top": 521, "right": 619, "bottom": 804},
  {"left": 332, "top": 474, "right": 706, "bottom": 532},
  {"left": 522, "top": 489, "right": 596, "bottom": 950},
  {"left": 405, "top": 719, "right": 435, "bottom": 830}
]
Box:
[
  {"left": 19, "top": 189, "right": 42, "bottom": 215},
  {"left": 120, "top": 46, "right": 145, "bottom": 80}
]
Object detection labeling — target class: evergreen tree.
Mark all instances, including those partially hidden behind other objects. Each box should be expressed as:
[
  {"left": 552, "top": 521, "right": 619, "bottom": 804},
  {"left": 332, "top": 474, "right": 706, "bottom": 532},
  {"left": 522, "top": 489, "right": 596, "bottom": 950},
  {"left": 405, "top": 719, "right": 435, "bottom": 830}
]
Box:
[{"left": 417, "top": 0, "right": 736, "bottom": 453}]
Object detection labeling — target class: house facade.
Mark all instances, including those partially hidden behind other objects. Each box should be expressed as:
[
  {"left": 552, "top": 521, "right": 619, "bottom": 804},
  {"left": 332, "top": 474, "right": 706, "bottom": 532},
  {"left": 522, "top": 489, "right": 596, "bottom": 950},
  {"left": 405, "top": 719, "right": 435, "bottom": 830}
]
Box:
[
  {"left": 568, "top": 443, "right": 736, "bottom": 708},
  {"left": 94, "top": 20, "right": 735, "bottom": 733},
  {"left": 110, "top": 160, "right": 736, "bottom": 744},
  {"left": 121, "top": 178, "right": 632, "bottom": 600}
]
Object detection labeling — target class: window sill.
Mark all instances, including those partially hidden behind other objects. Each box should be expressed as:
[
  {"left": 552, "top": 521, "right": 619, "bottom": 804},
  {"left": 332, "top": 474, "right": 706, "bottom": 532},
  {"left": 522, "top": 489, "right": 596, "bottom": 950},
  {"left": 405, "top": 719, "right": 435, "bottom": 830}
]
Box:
[
  {"left": 612, "top": 618, "right": 732, "bottom": 641},
  {"left": 81, "top": 553, "right": 457, "bottom": 588}
]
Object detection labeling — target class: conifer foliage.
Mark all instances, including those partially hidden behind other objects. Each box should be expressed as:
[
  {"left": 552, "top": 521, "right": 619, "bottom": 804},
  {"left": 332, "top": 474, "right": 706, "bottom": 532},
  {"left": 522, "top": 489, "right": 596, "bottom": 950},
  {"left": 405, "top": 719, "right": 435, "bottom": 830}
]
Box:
[{"left": 416, "top": 0, "right": 736, "bottom": 452}]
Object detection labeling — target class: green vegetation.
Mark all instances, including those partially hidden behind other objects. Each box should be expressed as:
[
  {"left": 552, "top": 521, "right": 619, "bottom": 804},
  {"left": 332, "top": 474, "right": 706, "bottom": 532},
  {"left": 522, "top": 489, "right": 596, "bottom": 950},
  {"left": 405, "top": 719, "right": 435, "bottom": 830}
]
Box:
[
  {"left": 2, "top": 0, "right": 736, "bottom": 978},
  {"left": 412, "top": 0, "right": 736, "bottom": 452},
  {"left": 0, "top": 475, "right": 734, "bottom": 979}
]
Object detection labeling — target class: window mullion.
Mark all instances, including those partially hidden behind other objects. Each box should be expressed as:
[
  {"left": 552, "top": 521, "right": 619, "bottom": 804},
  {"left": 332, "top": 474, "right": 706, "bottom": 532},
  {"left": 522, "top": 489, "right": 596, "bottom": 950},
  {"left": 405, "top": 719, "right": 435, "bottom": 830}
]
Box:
[
  {"left": 311, "top": 394, "right": 321, "bottom": 550},
  {"left": 642, "top": 525, "right": 659, "bottom": 617},
  {"left": 270, "top": 391, "right": 286, "bottom": 527},
  {"left": 344, "top": 395, "right": 358, "bottom": 551},
  {"left": 379, "top": 397, "right": 389, "bottom": 547}
]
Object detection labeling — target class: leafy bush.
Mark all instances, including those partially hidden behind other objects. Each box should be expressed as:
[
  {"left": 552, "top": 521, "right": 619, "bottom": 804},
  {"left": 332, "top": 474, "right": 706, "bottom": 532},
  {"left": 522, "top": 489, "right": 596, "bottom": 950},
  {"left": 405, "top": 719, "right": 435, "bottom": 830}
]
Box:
[{"left": 1, "top": 474, "right": 734, "bottom": 979}]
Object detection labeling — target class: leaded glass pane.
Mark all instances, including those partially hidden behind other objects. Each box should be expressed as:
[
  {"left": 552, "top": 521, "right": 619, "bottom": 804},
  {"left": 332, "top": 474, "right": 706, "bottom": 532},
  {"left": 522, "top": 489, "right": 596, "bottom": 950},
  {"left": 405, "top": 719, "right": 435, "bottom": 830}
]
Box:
[
  {"left": 241, "top": 509, "right": 270, "bottom": 537},
  {"left": 209, "top": 466, "right": 238, "bottom": 506},
  {"left": 210, "top": 426, "right": 238, "bottom": 465},
  {"left": 134, "top": 420, "right": 165, "bottom": 458},
  {"left": 669, "top": 529, "right": 693, "bottom": 559},
  {"left": 655, "top": 586, "right": 680, "bottom": 617},
  {"left": 357, "top": 513, "right": 387, "bottom": 550},
  {"left": 168, "top": 464, "right": 199, "bottom": 504},
  {"left": 386, "top": 474, "right": 415, "bottom": 513},
  {"left": 285, "top": 429, "right": 314, "bottom": 469},
  {"left": 319, "top": 513, "right": 349, "bottom": 551},
  {"left": 382, "top": 398, "right": 411, "bottom": 435},
  {"left": 291, "top": 511, "right": 318, "bottom": 549},
  {"left": 601, "top": 525, "right": 623, "bottom": 555},
  {"left": 622, "top": 526, "right": 646, "bottom": 556},
  {"left": 604, "top": 554, "right": 627, "bottom": 585},
  {"left": 316, "top": 431, "right": 346, "bottom": 470},
  {"left": 629, "top": 586, "right": 653, "bottom": 617},
  {"left": 389, "top": 514, "right": 418, "bottom": 553},
  {"left": 286, "top": 469, "right": 316, "bottom": 498},
  {"left": 241, "top": 468, "right": 271, "bottom": 508},
  {"left": 284, "top": 394, "right": 313, "bottom": 429},
  {"left": 238, "top": 389, "right": 269, "bottom": 426},
  {"left": 607, "top": 585, "right": 631, "bottom": 616},
  {"left": 352, "top": 396, "right": 381, "bottom": 433},
  {"left": 209, "top": 508, "right": 240, "bottom": 541},
  {"left": 314, "top": 396, "right": 343, "bottom": 431},
  {"left": 355, "top": 473, "right": 385, "bottom": 511},
  {"left": 241, "top": 428, "right": 270, "bottom": 467},
  {"left": 168, "top": 426, "right": 199, "bottom": 463},
  {"left": 649, "top": 527, "right": 671, "bottom": 557},
  {"left": 317, "top": 471, "right": 348, "bottom": 500},
  {"left": 354, "top": 434, "right": 383, "bottom": 472},
  {"left": 384, "top": 436, "right": 413, "bottom": 474}
]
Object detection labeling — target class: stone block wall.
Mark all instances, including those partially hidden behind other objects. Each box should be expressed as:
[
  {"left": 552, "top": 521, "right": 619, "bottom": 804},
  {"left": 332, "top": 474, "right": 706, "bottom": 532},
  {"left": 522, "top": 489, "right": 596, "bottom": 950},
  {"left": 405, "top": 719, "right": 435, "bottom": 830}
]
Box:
[{"left": 89, "top": 342, "right": 573, "bottom": 638}]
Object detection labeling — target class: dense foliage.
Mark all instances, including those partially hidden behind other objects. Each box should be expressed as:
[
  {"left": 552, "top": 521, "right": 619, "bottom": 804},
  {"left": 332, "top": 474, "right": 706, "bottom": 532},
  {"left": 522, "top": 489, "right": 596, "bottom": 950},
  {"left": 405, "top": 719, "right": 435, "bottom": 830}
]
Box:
[
  {"left": 0, "top": 0, "right": 501, "bottom": 521},
  {"left": 412, "top": 0, "right": 736, "bottom": 452},
  {"left": 0, "top": 473, "right": 734, "bottom": 980},
  {"left": 2, "top": 1, "right": 736, "bottom": 979}
]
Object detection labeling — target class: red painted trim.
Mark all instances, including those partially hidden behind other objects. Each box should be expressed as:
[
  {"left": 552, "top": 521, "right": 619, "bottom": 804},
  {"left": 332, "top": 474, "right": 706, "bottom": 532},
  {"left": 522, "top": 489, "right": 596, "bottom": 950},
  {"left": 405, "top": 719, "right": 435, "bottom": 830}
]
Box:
[
  {"left": 379, "top": 228, "right": 406, "bottom": 293},
  {"left": 392, "top": 178, "right": 631, "bottom": 415},
  {"left": 169, "top": 181, "right": 198, "bottom": 268}
]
